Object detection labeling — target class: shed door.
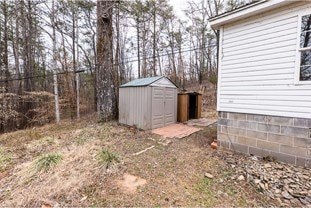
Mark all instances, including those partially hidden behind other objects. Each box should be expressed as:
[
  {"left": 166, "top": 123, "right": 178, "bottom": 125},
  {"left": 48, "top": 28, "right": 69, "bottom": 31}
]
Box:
[
  {"left": 152, "top": 87, "right": 175, "bottom": 129},
  {"left": 164, "top": 88, "right": 175, "bottom": 125}
]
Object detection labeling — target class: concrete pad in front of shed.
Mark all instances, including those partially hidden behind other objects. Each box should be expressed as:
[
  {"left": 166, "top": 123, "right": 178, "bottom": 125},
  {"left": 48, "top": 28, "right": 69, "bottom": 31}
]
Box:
[{"left": 152, "top": 123, "right": 201, "bottom": 138}]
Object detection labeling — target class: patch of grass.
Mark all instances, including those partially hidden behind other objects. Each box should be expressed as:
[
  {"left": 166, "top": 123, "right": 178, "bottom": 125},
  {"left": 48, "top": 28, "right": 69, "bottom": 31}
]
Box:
[
  {"left": 147, "top": 163, "right": 153, "bottom": 170},
  {"left": 0, "top": 149, "right": 11, "bottom": 171},
  {"left": 99, "top": 124, "right": 112, "bottom": 136},
  {"left": 76, "top": 135, "right": 88, "bottom": 145},
  {"left": 97, "top": 149, "right": 119, "bottom": 168},
  {"left": 222, "top": 170, "right": 233, "bottom": 179},
  {"left": 43, "top": 136, "right": 55, "bottom": 144},
  {"left": 75, "top": 129, "right": 98, "bottom": 145},
  {"left": 35, "top": 153, "right": 62, "bottom": 172},
  {"left": 81, "top": 184, "right": 108, "bottom": 207},
  {"left": 225, "top": 184, "right": 238, "bottom": 196},
  {"left": 236, "top": 197, "right": 247, "bottom": 206},
  {"left": 197, "top": 177, "right": 212, "bottom": 190},
  {"left": 31, "top": 136, "right": 55, "bottom": 147},
  {"left": 195, "top": 177, "right": 216, "bottom": 206}
]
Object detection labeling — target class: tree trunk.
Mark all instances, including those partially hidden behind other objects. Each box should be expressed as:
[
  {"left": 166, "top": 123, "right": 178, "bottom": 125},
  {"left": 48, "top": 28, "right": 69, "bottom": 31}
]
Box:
[
  {"left": 136, "top": 17, "right": 141, "bottom": 78},
  {"left": 169, "top": 21, "right": 177, "bottom": 83},
  {"left": 152, "top": 1, "right": 156, "bottom": 76},
  {"left": 52, "top": 0, "right": 60, "bottom": 123},
  {"left": 72, "top": 4, "right": 76, "bottom": 72},
  {"left": 12, "top": 0, "right": 21, "bottom": 93},
  {"left": 142, "top": 19, "right": 147, "bottom": 78},
  {"left": 3, "top": 0, "right": 10, "bottom": 92},
  {"left": 96, "top": 0, "right": 117, "bottom": 121},
  {"left": 22, "top": 0, "right": 35, "bottom": 92}
]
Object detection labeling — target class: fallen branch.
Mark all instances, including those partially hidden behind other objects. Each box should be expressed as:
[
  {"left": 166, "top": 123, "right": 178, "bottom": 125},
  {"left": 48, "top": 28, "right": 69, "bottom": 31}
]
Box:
[{"left": 133, "top": 145, "right": 155, "bottom": 156}]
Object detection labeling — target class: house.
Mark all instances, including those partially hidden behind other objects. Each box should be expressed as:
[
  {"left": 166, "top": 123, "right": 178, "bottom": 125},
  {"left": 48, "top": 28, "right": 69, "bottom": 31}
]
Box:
[
  {"left": 209, "top": 0, "right": 311, "bottom": 166},
  {"left": 119, "top": 76, "right": 177, "bottom": 130}
]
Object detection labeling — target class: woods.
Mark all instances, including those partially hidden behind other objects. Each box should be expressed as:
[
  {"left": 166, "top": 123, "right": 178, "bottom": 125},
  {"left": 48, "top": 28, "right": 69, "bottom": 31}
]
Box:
[{"left": 0, "top": 0, "right": 252, "bottom": 132}]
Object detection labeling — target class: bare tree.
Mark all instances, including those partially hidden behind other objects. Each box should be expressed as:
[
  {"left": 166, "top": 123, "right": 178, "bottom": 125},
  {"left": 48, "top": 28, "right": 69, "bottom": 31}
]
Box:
[{"left": 96, "top": 0, "right": 117, "bottom": 121}]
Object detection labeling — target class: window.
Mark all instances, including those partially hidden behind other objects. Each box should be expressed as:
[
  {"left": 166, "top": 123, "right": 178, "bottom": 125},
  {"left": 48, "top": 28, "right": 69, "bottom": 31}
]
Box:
[{"left": 299, "top": 13, "right": 311, "bottom": 81}]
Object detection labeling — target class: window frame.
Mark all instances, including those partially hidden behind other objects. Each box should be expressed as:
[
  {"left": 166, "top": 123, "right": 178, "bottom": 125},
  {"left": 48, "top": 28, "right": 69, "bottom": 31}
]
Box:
[{"left": 295, "top": 9, "right": 311, "bottom": 85}]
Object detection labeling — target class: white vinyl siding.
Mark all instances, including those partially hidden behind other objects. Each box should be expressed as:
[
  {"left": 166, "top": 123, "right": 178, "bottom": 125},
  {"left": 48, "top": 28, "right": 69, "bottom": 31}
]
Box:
[{"left": 218, "top": 2, "right": 311, "bottom": 119}]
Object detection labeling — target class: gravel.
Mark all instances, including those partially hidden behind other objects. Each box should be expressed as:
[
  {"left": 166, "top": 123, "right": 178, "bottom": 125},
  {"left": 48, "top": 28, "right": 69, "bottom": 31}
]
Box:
[{"left": 214, "top": 150, "right": 311, "bottom": 206}]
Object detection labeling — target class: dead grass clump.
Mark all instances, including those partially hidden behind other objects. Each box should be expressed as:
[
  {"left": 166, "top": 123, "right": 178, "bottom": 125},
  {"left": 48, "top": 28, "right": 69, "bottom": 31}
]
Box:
[
  {"left": 35, "top": 153, "right": 62, "bottom": 172},
  {"left": 29, "top": 136, "right": 56, "bottom": 148},
  {"left": 26, "top": 129, "right": 42, "bottom": 141},
  {"left": 98, "top": 124, "right": 114, "bottom": 140},
  {"left": 0, "top": 148, "right": 11, "bottom": 171},
  {"left": 97, "top": 149, "right": 119, "bottom": 169},
  {"left": 75, "top": 134, "right": 89, "bottom": 145},
  {"left": 75, "top": 129, "right": 96, "bottom": 146}
]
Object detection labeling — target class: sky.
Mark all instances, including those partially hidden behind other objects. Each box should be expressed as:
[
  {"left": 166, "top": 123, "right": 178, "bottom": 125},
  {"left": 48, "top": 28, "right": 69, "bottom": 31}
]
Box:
[
  {"left": 169, "top": 0, "right": 198, "bottom": 20},
  {"left": 170, "top": 0, "right": 189, "bottom": 20}
]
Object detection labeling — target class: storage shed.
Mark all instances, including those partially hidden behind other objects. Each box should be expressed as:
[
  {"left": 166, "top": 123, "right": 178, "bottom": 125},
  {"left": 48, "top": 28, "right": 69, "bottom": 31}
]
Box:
[
  {"left": 177, "top": 92, "right": 202, "bottom": 122},
  {"left": 119, "top": 76, "right": 177, "bottom": 130}
]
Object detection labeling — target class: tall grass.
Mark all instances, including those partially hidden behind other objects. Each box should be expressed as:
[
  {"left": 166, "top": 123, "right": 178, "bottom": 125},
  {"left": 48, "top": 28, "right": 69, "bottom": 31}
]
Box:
[
  {"left": 97, "top": 149, "right": 119, "bottom": 169},
  {"left": 35, "top": 153, "right": 62, "bottom": 172},
  {"left": 0, "top": 149, "right": 11, "bottom": 171}
]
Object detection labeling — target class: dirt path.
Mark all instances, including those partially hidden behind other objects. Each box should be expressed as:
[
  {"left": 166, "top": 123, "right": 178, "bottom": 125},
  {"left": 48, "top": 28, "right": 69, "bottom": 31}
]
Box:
[{"left": 0, "top": 120, "right": 274, "bottom": 207}]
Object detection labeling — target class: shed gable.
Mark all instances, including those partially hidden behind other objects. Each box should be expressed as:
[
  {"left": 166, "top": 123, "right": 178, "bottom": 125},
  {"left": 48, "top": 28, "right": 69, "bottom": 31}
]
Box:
[
  {"left": 150, "top": 77, "right": 176, "bottom": 88},
  {"left": 120, "top": 76, "right": 176, "bottom": 88}
]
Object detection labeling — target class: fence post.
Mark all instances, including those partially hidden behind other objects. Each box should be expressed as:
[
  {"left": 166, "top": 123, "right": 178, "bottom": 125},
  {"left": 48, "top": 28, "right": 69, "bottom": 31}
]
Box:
[{"left": 53, "top": 73, "right": 60, "bottom": 123}]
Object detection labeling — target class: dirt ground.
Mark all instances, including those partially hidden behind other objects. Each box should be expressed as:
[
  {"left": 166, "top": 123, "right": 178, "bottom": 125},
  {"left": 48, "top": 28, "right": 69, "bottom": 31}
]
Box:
[{"left": 0, "top": 116, "right": 275, "bottom": 207}]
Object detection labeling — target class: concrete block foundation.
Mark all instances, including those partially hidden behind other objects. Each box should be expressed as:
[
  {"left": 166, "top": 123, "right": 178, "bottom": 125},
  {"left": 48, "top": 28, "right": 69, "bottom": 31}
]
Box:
[{"left": 218, "top": 112, "right": 311, "bottom": 167}]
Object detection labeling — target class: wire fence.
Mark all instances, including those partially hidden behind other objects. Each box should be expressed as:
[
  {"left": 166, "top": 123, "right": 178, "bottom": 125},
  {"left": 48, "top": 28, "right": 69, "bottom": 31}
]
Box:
[
  {"left": 0, "top": 71, "right": 96, "bottom": 133},
  {"left": 0, "top": 45, "right": 218, "bottom": 133}
]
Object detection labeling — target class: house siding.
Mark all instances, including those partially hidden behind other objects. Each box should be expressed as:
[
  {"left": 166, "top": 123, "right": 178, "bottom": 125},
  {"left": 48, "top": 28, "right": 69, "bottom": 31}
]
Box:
[{"left": 218, "top": 2, "right": 311, "bottom": 119}]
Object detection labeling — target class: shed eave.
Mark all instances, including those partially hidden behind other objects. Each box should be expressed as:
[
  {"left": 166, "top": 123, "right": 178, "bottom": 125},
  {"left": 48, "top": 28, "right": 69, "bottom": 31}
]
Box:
[
  {"left": 120, "top": 76, "right": 164, "bottom": 88},
  {"left": 120, "top": 76, "right": 178, "bottom": 88},
  {"left": 209, "top": 0, "right": 293, "bottom": 29},
  {"left": 119, "top": 84, "right": 150, "bottom": 88}
]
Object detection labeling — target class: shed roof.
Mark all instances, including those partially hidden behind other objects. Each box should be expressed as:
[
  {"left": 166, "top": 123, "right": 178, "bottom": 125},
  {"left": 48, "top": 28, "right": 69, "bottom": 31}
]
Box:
[{"left": 120, "top": 76, "right": 164, "bottom": 87}]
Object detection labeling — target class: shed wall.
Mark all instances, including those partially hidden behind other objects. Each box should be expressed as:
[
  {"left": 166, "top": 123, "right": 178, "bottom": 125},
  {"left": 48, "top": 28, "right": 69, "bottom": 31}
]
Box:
[
  {"left": 119, "top": 87, "right": 152, "bottom": 129},
  {"left": 218, "top": 2, "right": 311, "bottom": 119}
]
